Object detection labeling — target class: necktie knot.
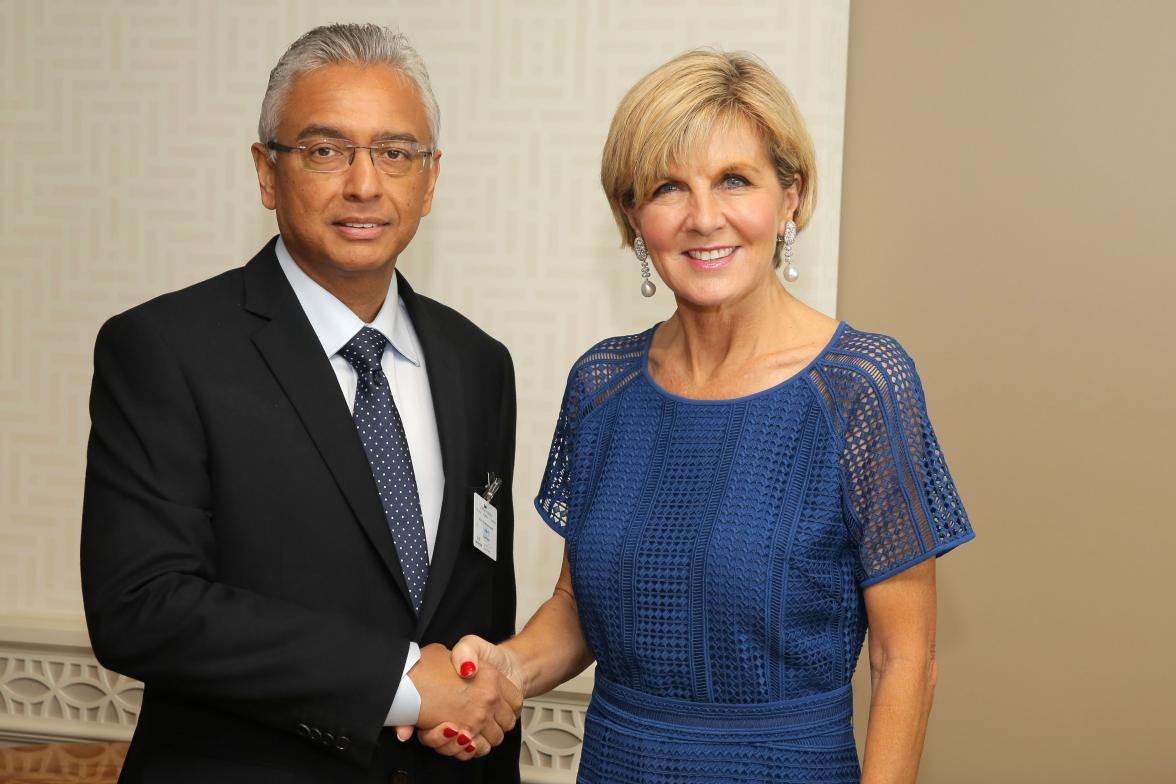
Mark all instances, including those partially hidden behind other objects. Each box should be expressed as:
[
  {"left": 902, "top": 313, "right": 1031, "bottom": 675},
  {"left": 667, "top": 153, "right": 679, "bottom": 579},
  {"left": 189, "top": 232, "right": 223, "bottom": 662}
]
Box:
[{"left": 340, "top": 326, "right": 388, "bottom": 377}]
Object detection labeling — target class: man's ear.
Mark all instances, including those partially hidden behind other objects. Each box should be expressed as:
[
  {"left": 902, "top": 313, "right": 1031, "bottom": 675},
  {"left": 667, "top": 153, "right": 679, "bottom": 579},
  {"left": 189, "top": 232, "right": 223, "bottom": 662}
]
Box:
[
  {"left": 251, "top": 143, "right": 277, "bottom": 211},
  {"left": 420, "top": 150, "right": 442, "bottom": 217}
]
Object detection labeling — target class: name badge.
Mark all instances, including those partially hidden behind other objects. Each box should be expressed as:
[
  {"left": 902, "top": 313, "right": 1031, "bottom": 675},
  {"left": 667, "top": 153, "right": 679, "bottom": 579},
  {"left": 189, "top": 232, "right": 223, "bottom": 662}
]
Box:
[{"left": 472, "top": 493, "right": 498, "bottom": 561}]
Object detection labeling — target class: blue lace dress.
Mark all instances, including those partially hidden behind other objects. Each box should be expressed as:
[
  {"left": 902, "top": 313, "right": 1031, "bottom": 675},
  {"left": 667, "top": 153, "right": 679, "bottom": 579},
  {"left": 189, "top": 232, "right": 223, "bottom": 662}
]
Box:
[{"left": 534, "top": 323, "right": 974, "bottom": 784}]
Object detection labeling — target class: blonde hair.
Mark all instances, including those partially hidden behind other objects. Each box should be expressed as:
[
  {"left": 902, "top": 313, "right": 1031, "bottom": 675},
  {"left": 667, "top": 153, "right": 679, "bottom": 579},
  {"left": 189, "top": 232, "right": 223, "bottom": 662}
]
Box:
[{"left": 600, "top": 50, "right": 817, "bottom": 263}]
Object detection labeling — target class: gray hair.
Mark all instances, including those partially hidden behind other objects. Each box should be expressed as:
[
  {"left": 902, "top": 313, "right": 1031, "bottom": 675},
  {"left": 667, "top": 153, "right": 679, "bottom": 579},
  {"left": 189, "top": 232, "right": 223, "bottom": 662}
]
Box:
[{"left": 258, "top": 24, "right": 440, "bottom": 157}]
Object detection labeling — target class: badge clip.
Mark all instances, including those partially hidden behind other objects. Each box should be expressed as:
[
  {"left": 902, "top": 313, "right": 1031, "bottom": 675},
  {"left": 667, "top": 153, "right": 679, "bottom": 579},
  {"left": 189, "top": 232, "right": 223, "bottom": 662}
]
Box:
[{"left": 483, "top": 473, "right": 502, "bottom": 503}]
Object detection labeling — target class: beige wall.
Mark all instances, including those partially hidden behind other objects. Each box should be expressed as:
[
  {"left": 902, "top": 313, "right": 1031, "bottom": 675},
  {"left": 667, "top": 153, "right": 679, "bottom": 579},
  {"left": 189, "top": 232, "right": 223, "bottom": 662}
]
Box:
[
  {"left": 0, "top": 0, "right": 849, "bottom": 637},
  {"left": 840, "top": 2, "right": 1176, "bottom": 781}
]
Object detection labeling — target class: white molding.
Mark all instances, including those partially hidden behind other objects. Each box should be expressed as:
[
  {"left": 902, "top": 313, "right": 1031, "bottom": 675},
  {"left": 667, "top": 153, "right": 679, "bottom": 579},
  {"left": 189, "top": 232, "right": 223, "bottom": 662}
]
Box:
[
  {"left": 0, "top": 617, "right": 91, "bottom": 650},
  {"left": 0, "top": 630, "right": 586, "bottom": 782},
  {"left": 519, "top": 690, "right": 589, "bottom": 783},
  {"left": 0, "top": 642, "right": 141, "bottom": 744}
]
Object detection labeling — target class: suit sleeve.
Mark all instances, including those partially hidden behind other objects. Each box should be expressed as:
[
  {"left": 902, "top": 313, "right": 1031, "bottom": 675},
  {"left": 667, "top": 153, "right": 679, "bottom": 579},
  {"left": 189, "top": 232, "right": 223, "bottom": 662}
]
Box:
[
  {"left": 490, "top": 342, "right": 518, "bottom": 642},
  {"left": 80, "top": 309, "right": 405, "bottom": 766}
]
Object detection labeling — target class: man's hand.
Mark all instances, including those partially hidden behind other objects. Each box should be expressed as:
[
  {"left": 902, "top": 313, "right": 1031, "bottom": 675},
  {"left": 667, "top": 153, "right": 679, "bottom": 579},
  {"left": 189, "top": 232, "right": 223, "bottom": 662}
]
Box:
[{"left": 405, "top": 642, "right": 522, "bottom": 759}]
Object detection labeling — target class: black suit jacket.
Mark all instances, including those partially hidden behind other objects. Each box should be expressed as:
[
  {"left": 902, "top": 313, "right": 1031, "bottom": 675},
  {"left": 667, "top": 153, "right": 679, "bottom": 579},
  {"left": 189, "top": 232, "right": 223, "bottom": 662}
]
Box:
[{"left": 81, "top": 239, "right": 519, "bottom": 784}]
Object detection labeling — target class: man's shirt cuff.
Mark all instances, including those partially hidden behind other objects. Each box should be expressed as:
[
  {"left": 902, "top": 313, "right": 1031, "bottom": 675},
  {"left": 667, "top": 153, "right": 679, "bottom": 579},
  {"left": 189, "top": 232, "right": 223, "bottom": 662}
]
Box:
[{"left": 384, "top": 641, "right": 422, "bottom": 726}]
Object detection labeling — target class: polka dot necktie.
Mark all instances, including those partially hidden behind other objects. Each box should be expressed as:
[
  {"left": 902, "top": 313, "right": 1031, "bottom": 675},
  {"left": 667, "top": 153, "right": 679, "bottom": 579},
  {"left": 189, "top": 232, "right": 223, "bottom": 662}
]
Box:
[{"left": 340, "top": 326, "right": 429, "bottom": 614}]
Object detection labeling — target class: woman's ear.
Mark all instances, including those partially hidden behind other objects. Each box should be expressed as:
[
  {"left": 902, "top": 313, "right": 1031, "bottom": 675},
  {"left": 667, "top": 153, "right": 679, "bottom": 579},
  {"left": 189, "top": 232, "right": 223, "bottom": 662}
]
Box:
[
  {"left": 779, "top": 174, "right": 802, "bottom": 230},
  {"left": 623, "top": 205, "right": 640, "bottom": 242}
]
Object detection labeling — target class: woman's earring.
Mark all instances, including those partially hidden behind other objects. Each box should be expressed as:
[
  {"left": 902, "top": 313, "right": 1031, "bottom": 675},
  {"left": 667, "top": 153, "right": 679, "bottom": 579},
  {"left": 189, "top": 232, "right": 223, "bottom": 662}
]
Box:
[
  {"left": 779, "top": 220, "right": 798, "bottom": 282},
  {"left": 634, "top": 235, "right": 656, "bottom": 297}
]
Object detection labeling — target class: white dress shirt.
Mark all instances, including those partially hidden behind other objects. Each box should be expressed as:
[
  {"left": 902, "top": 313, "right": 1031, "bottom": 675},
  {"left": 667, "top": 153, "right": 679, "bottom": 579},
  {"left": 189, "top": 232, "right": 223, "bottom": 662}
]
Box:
[{"left": 276, "top": 237, "right": 442, "bottom": 727}]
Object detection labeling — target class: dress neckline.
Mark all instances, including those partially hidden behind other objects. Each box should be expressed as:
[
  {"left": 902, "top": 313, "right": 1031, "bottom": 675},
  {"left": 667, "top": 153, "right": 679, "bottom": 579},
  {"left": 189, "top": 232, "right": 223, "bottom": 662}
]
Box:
[{"left": 640, "top": 320, "right": 847, "bottom": 405}]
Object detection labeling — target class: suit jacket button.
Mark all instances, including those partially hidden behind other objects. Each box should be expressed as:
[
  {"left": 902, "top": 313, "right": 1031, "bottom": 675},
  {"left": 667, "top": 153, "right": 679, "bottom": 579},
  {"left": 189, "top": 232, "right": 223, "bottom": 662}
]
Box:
[
  {"left": 297, "top": 723, "right": 311, "bottom": 738},
  {"left": 310, "top": 727, "right": 323, "bottom": 743},
  {"left": 323, "top": 731, "right": 335, "bottom": 746},
  {"left": 390, "top": 772, "right": 411, "bottom": 784},
  {"left": 335, "top": 735, "right": 351, "bottom": 751}
]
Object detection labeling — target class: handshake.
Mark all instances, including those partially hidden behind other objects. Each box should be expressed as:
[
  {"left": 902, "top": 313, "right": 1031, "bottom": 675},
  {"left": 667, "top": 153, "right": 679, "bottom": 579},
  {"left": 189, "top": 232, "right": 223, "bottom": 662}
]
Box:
[{"left": 398, "top": 635, "right": 524, "bottom": 760}]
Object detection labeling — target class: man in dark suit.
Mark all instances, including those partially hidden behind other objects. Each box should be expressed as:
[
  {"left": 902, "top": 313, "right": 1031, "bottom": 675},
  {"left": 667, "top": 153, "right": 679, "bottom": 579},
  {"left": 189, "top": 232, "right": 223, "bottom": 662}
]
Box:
[{"left": 81, "top": 24, "right": 520, "bottom": 783}]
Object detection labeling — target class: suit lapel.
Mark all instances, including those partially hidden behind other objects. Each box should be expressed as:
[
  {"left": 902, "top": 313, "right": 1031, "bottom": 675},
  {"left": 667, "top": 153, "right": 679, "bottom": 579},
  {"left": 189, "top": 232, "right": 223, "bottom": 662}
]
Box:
[
  {"left": 242, "top": 243, "right": 415, "bottom": 611},
  {"left": 398, "top": 273, "right": 470, "bottom": 637}
]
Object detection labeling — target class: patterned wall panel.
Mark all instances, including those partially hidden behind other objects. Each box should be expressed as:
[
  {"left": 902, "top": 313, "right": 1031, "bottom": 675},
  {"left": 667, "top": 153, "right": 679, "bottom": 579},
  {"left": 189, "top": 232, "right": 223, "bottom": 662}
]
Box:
[{"left": 0, "top": 0, "right": 849, "bottom": 655}]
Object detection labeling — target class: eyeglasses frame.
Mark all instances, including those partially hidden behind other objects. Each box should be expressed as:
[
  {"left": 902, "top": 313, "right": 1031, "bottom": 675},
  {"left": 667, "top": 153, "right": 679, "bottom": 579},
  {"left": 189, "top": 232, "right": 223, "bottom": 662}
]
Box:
[{"left": 266, "top": 138, "right": 436, "bottom": 175}]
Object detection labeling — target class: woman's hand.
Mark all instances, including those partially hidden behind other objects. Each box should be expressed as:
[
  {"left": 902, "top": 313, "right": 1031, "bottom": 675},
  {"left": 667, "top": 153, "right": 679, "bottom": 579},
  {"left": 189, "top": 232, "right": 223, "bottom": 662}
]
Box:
[
  {"left": 414, "top": 635, "right": 526, "bottom": 758},
  {"left": 413, "top": 721, "right": 493, "bottom": 760},
  {"left": 450, "top": 634, "right": 527, "bottom": 696}
]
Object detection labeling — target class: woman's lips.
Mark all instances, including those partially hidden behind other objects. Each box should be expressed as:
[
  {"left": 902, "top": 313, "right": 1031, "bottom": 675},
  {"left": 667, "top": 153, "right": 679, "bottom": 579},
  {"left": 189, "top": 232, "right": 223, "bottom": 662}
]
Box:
[{"left": 684, "top": 246, "right": 736, "bottom": 270}]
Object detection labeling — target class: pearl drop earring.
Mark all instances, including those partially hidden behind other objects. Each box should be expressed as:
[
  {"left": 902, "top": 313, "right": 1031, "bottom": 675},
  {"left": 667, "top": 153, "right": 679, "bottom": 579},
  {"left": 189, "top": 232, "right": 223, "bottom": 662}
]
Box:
[
  {"left": 634, "top": 235, "right": 656, "bottom": 297},
  {"left": 779, "top": 220, "right": 798, "bottom": 282}
]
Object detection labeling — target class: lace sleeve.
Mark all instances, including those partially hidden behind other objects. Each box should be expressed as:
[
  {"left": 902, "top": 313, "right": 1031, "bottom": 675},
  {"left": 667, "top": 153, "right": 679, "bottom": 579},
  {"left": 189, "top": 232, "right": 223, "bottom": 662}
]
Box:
[
  {"left": 534, "top": 332, "right": 650, "bottom": 536},
  {"left": 820, "top": 331, "right": 974, "bottom": 586},
  {"left": 534, "top": 371, "right": 578, "bottom": 535}
]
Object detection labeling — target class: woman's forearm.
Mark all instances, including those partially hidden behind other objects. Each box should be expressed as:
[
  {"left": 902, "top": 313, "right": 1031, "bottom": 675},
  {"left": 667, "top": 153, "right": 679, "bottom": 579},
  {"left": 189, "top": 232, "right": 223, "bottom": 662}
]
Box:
[
  {"left": 860, "top": 654, "right": 937, "bottom": 784},
  {"left": 501, "top": 586, "right": 594, "bottom": 698}
]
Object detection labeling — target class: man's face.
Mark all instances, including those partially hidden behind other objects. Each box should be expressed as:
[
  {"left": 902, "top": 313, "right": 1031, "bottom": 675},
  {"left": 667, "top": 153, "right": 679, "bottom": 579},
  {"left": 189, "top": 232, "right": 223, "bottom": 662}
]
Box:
[{"left": 252, "top": 63, "right": 440, "bottom": 283}]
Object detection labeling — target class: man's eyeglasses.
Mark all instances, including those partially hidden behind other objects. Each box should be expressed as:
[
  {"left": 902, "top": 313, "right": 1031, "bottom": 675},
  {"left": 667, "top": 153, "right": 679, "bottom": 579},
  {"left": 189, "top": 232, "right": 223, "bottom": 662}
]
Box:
[{"left": 267, "top": 138, "right": 435, "bottom": 176}]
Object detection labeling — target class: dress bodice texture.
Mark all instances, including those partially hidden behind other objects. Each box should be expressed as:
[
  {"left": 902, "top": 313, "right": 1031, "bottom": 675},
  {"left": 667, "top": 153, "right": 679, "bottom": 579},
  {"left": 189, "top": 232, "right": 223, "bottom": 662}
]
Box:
[{"left": 535, "top": 323, "right": 973, "bottom": 783}]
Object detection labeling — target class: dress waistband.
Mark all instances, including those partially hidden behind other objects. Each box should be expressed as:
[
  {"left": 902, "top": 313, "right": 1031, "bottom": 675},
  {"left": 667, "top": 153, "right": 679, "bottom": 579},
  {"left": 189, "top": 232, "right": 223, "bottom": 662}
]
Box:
[{"left": 592, "top": 676, "right": 854, "bottom": 736}]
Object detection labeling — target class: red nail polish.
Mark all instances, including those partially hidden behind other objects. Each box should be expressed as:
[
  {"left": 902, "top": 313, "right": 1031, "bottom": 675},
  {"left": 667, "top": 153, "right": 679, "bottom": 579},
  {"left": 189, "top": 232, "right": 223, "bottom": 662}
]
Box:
[
  {"left": 465, "top": 744, "right": 476, "bottom": 753},
  {"left": 460, "top": 661, "right": 477, "bottom": 678},
  {"left": 457, "top": 733, "right": 470, "bottom": 745},
  {"left": 442, "top": 727, "right": 458, "bottom": 738}
]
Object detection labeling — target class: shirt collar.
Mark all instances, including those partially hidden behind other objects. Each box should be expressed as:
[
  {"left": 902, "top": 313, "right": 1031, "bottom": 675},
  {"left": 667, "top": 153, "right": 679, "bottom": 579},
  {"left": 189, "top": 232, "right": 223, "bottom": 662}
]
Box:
[{"left": 274, "top": 236, "right": 421, "bottom": 366}]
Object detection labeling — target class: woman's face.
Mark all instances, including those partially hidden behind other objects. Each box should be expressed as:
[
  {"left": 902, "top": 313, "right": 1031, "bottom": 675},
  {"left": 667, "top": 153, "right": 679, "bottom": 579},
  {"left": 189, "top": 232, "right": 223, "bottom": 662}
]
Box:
[{"left": 628, "top": 119, "right": 799, "bottom": 309}]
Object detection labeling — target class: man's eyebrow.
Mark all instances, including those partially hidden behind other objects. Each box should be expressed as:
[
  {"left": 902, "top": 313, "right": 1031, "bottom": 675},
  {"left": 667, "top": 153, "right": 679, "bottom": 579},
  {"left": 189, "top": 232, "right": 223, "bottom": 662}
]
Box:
[
  {"left": 293, "top": 126, "right": 425, "bottom": 144},
  {"left": 295, "top": 124, "right": 346, "bottom": 140},
  {"left": 372, "top": 131, "right": 424, "bottom": 144}
]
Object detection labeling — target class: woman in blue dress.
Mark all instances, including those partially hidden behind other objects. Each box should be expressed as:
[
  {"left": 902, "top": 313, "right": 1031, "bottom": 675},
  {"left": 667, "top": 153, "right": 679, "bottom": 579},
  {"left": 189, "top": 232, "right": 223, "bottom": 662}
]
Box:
[{"left": 423, "top": 49, "right": 974, "bottom": 783}]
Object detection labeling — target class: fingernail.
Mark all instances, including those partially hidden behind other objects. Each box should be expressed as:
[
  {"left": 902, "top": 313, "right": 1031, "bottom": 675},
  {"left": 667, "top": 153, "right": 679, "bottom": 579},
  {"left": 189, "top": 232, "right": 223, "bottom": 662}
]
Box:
[
  {"left": 465, "top": 744, "right": 476, "bottom": 753},
  {"left": 457, "top": 733, "right": 471, "bottom": 745},
  {"left": 460, "top": 661, "right": 477, "bottom": 678},
  {"left": 442, "top": 727, "right": 458, "bottom": 738}
]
